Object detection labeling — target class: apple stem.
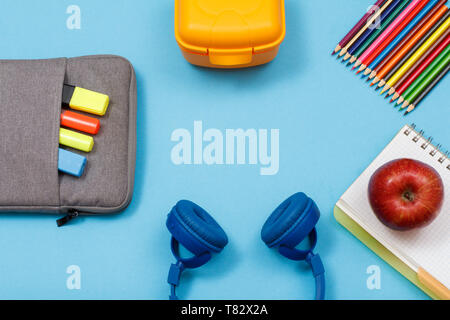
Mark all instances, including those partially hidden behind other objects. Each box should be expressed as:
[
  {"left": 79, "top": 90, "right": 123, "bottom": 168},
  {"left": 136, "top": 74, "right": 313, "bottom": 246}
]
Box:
[{"left": 403, "top": 191, "right": 414, "bottom": 202}]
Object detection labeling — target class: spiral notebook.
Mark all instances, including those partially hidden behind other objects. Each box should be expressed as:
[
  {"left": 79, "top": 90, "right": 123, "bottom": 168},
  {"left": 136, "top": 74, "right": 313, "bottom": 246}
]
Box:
[{"left": 335, "top": 124, "right": 450, "bottom": 300}]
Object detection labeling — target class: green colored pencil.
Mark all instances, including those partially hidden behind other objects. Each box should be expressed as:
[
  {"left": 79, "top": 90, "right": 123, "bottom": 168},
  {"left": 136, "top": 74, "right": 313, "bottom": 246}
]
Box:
[
  {"left": 349, "top": 0, "right": 411, "bottom": 66},
  {"left": 401, "top": 46, "right": 450, "bottom": 109}
]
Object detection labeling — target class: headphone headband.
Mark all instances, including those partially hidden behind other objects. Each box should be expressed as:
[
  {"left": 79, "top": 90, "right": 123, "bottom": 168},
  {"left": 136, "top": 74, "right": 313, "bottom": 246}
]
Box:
[{"left": 165, "top": 194, "right": 325, "bottom": 300}]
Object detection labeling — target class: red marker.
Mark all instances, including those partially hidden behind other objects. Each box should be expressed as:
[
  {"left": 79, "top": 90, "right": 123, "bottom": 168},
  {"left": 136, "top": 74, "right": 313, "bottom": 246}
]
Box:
[{"left": 61, "top": 110, "right": 100, "bottom": 135}]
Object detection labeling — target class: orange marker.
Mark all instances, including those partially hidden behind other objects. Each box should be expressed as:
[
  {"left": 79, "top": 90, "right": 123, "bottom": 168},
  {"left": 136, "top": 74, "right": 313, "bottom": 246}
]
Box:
[{"left": 61, "top": 110, "right": 100, "bottom": 135}]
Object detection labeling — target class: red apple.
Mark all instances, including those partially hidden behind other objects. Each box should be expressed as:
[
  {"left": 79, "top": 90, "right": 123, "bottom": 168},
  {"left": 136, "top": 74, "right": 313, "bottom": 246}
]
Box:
[{"left": 368, "top": 158, "right": 444, "bottom": 231}]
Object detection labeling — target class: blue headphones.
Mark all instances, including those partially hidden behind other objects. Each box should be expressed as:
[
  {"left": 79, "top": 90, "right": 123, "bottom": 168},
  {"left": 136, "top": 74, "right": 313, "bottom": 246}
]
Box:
[{"left": 166, "top": 193, "right": 325, "bottom": 300}]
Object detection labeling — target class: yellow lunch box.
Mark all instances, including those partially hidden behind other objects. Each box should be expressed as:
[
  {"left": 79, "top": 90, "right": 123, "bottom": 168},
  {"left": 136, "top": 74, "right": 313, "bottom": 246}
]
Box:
[{"left": 175, "top": 0, "right": 286, "bottom": 69}]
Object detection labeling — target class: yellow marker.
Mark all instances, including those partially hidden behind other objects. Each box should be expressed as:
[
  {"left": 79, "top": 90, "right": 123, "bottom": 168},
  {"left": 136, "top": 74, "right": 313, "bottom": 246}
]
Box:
[
  {"left": 386, "top": 16, "right": 450, "bottom": 88},
  {"left": 59, "top": 128, "right": 94, "bottom": 153},
  {"left": 63, "top": 84, "right": 109, "bottom": 116}
]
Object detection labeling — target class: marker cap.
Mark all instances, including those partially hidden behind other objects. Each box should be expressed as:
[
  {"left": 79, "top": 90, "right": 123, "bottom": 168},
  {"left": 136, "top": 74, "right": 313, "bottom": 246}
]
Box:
[
  {"left": 59, "top": 128, "right": 94, "bottom": 153},
  {"left": 58, "top": 148, "right": 86, "bottom": 177},
  {"left": 62, "top": 84, "right": 110, "bottom": 116},
  {"left": 61, "top": 110, "right": 100, "bottom": 135}
]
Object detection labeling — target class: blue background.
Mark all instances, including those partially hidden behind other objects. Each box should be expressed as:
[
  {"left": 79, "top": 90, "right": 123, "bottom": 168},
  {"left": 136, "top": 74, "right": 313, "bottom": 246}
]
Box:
[{"left": 0, "top": 0, "right": 448, "bottom": 300}]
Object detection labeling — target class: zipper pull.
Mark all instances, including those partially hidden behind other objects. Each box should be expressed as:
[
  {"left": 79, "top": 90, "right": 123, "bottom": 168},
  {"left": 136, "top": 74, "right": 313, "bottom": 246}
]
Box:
[{"left": 57, "top": 210, "right": 80, "bottom": 227}]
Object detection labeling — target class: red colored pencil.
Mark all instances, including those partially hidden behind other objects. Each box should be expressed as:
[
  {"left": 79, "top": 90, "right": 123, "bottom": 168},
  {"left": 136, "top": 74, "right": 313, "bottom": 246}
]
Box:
[
  {"left": 332, "top": 0, "right": 386, "bottom": 55},
  {"left": 391, "top": 34, "right": 450, "bottom": 102}
]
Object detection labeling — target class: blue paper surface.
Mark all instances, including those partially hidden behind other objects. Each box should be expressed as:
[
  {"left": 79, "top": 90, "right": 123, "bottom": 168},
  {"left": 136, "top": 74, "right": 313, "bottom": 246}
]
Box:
[{"left": 0, "top": 0, "right": 447, "bottom": 300}]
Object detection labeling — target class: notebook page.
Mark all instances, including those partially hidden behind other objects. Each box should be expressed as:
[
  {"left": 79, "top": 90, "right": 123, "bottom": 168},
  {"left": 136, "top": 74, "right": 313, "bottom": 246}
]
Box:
[{"left": 339, "top": 125, "right": 450, "bottom": 289}]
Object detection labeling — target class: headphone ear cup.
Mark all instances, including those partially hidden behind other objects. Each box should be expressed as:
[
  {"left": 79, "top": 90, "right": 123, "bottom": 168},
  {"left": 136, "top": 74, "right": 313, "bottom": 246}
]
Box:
[
  {"left": 167, "top": 200, "right": 229, "bottom": 255},
  {"left": 261, "top": 193, "right": 320, "bottom": 248}
]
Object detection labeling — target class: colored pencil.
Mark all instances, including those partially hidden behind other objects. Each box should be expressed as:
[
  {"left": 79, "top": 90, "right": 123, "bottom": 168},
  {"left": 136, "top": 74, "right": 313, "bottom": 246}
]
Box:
[
  {"left": 332, "top": 0, "right": 449, "bottom": 112},
  {"left": 388, "top": 30, "right": 449, "bottom": 98},
  {"left": 376, "top": 13, "right": 450, "bottom": 89},
  {"left": 404, "top": 64, "right": 449, "bottom": 114},
  {"left": 343, "top": 0, "right": 403, "bottom": 62},
  {"left": 350, "top": 0, "right": 411, "bottom": 66},
  {"left": 399, "top": 45, "right": 450, "bottom": 108},
  {"left": 332, "top": 0, "right": 386, "bottom": 55},
  {"left": 339, "top": 0, "right": 394, "bottom": 57},
  {"left": 375, "top": 5, "right": 450, "bottom": 90},
  {"left": 382, "top": 3, "right": 449, "bottom": 87},
  {"left": 367, "top": 0, "right": 446, "bottom": 78},
  {"left": 355, "top": 0, "right": 425, "bottom": 73},
  {"left": 390, "top": 30, "right": 450, "bottom": 100}
]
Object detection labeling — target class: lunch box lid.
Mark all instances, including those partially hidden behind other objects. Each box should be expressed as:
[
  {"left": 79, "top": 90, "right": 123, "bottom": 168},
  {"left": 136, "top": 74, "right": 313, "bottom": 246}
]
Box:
[{"left": 175, "top": 0, "right": 286, "bottom": 59}]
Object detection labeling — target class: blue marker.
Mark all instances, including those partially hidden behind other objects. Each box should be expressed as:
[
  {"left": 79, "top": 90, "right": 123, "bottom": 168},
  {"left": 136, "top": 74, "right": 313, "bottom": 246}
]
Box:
[
  {"left": 58, "top": 148, "right": 87, "bottom": 177},
  {"left": 345, "top": 0, "right": 403, "bottom": 60},
  {"left": 367, "top": 0, "right": 441, "bottom": 73}
]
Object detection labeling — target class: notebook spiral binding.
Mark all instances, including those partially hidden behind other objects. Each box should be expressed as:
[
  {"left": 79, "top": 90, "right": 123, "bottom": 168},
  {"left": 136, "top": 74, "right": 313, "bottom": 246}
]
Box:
[{"left": 404, "top": 124, "right": 450, "bottom": 171}]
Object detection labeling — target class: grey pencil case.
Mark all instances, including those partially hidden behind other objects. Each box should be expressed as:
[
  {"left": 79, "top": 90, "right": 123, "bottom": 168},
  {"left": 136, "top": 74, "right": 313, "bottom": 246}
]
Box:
[{"left": 0, "top": 55, "right": 137, "bottom": 226}]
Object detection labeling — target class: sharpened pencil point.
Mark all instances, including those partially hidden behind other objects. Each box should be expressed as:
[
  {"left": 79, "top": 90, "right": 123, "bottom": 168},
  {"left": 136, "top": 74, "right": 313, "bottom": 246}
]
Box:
[
  {"left": 397, "top": 97, "right": 404, "bottom": 105},
  {"left": 388, "top": 88, "right": 395, "bottom": 96},
  {"left": 343, "top": 53, "right": 351, "bottom": 61},
  {"left": 406, "top": 105, "right": 415, "bottom": 114},
  {"left": 401, "top": 101, "right": 409, "bottom": 110},
  {"left": 369, "top": 71, "right": 376, "bottom": 80},
  {"left": 332, "top": 45, "right": 341, "bottom": 56},
  {"left": 350, "top": 56, "right": 356, "bottom": 64},
  {"left": 338, "top": 49, "right": 346, "bottom": 57},
  {"left": 393, "top": 93, "right": 399, "bottom": 100},
  {"left": 363, "top": 69, "right": 371, "bottom": 76},
  {"left": 378, "top": 80, "right": 385, "bottom": 88}
]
